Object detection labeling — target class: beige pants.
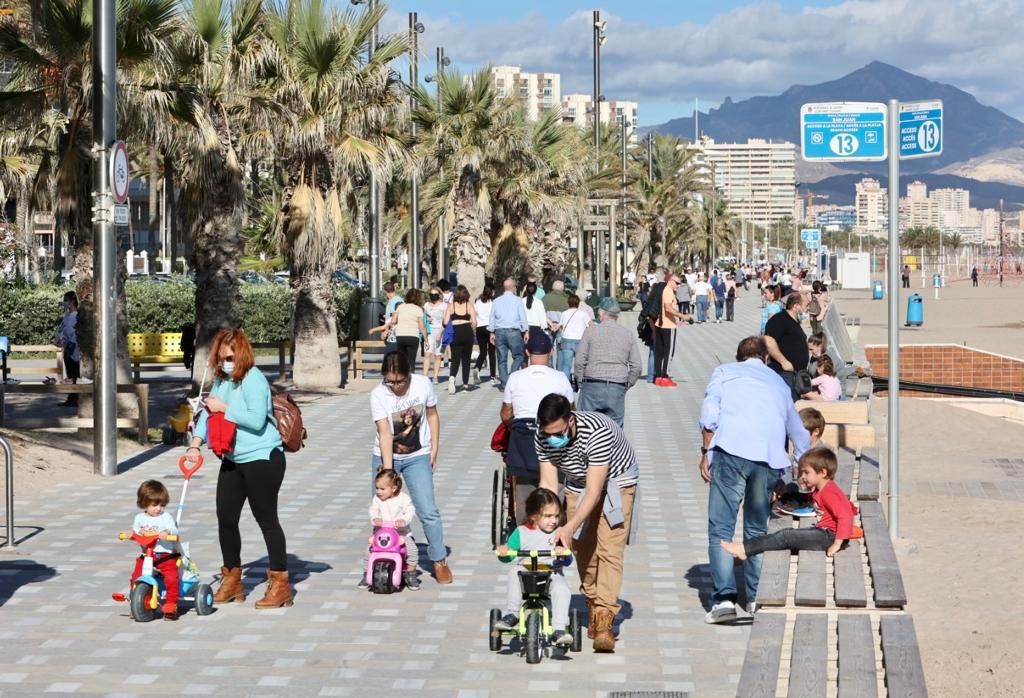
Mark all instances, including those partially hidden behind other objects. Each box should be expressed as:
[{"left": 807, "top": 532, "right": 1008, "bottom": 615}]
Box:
[{"left": 564, "top": 485, "right": 635, "bottom": 615}]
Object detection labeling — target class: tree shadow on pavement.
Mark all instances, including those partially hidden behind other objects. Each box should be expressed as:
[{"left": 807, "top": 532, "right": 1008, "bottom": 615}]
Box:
[
  {"left": 0, "top": 560, "right": 58, "bottom": 608},
  {"left": 234, "top": 554, "right": 331, "bottom": 600}
]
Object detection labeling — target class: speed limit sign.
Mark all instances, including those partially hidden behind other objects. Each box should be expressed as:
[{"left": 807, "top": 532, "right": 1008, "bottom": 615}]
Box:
[{"left": 110, "top": 141, "right": 130, "bottom": 204}]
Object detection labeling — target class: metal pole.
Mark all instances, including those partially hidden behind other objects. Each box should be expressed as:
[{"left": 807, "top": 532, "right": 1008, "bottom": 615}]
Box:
[
  {"left": 886, "top": 98, "right": 900, "bottom": 538},
  {"left": 368, "top": 0, "right": 381, "bottom": 297},
  {"left": 609, "top": 204, "right": 617, "bottom": 298},
  {"left": 408, "top": 12, "right": 421, "bottom": 290},
  {"left": 1, "top": 436, "right": 14, "bottom": 548},
  {"left": 436, "top": 47, "right": 449, "bottom": 282},
  {"left": 592, "top": 11, "right": 601, "bottom": 173},
  {"left": 92, "top": 0, "right": 117, "bottom": 476}
]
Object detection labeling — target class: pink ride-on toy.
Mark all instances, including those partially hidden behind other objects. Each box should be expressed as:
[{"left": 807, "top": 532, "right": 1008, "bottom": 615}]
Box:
[{"left": 365, "top": 521, "right": 407, "bottom": 594}]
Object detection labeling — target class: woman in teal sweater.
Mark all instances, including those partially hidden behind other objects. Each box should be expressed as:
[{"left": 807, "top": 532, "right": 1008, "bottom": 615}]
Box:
[{"left": 186, "top": 329, "right": 291, "bottom": 609}]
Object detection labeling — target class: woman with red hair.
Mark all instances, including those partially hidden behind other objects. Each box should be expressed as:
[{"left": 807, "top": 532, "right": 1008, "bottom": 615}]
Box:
[{"left": 186, "top": 329, "right": 291, "bottom": 609}]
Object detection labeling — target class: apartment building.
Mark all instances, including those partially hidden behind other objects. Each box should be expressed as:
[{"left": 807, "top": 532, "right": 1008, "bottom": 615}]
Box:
[
  {"left": 560, "top": 94, "right": 639, "bottom": 132},
  {"left": 489, "top": 65, "right": 560, "bottom": 121},
  {"left": 854, "top": 178, "right": 888, "bottom": 237},
  {"left": 687, "top": 137, "right": 797, "bottom": 226}
]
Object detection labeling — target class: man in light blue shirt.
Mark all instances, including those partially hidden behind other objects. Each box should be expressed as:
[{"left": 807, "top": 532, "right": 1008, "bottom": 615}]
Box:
[
  {"left": 488, "top": 278, "right": 528, "bottom": 389},
  {"left": 698, "top": 335, "right": 810, "bottom": 624}
]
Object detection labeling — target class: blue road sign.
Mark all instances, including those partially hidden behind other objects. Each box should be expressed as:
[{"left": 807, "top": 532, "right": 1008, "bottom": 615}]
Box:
[
  {"left": 806, "top": 240, "right": 819, "bottom": 250},
  {"left": 801, "top": 228, "right": 821, "bottom": 244},
  {"left": 898, "top": 100, "right": 943, "bottom": 160},
  {"left": 801, "top": 102, "right": 888, "bottom": 162}
]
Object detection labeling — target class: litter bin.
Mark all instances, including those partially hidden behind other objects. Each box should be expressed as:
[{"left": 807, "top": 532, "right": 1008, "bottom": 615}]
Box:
[
  {"left": 872, "top": 280, "right": 884, "bottom": 300},
  {"left": 906, "top": 293, "right": 923, "bottom": 327},
  {"left": 359, "top": 296, "right": 386, "bottom": 341}
]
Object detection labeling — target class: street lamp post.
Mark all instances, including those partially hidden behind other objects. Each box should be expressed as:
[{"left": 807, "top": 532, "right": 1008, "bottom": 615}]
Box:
[
  {"left": 424, "top": 47, "right": 450, "bottom": 281},
  {"left": 591, "top": 10, "right": 606, "bottom": 295},
  {"left": 408, "top": 13, "right": 425, "bottom": 290},
  {"left": 92, "top": 0, "right": 118, "bottom": 475}
]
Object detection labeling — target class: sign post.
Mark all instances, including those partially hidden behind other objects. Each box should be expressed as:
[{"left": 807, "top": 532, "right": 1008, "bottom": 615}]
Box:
[{"left": 802, "top": 98, "right": 943, "bottom": 538}]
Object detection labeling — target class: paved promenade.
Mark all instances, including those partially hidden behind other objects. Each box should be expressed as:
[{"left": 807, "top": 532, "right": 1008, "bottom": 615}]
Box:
[{"left": 0, "top": 296, "right": 764, "bottom": 697}]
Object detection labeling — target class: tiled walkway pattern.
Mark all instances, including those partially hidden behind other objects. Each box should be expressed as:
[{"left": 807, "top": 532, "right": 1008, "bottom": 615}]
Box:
[{"left": 0, "top": 298, "right": 767, "bottom": 697}]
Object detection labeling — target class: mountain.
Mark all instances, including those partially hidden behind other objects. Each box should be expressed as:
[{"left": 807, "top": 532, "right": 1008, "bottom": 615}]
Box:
[
  {"left": 649, "top": 62, "right": 1024, "bottom": 185},
  {"left": 800, "top": 174, "right": 1024, "bottom": 211}
]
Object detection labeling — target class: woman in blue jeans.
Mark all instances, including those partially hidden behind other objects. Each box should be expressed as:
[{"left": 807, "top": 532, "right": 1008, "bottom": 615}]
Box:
[
  {"left": 368, "top": 351, "right": 453, "bottom": 585},
  {"left": 550, "top": 294, "right": 591, "bottom": 381}
]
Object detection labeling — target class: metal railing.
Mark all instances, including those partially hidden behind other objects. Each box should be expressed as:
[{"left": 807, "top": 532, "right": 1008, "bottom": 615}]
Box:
[{"left": 1, "top": 435, "right": 13, "bottom": 549}]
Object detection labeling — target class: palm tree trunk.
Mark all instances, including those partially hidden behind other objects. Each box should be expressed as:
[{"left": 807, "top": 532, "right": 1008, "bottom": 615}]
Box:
[
  {"left": 290, "top": 267, "right": 341, "bottom": 389},
  {"left": 450, "top": 176, "right": 489, "bottom": 297}
]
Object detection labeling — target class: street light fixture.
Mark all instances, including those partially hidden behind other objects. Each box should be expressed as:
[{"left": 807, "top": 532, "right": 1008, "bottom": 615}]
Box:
[
  {"left": 590, "top": 9, "right": 607, "bottom": 293},
  {"left": 408, "top": 12, "right": 425, "bottom": 290}
]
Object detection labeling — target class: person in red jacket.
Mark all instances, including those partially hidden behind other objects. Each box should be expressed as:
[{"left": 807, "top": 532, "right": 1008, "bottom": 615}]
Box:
[{"left": 720, "top": 447, "right": 860, "bottom": 560}]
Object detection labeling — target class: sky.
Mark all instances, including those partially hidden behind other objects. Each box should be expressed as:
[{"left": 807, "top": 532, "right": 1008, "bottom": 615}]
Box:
[{"left": 376, "top": 0, "right": 1024, "bottom": 127}]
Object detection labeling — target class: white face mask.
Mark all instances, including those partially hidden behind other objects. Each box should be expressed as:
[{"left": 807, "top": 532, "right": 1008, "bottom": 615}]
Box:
[{"left": 221, "top": 361, "right": 235, "bottom": 375}]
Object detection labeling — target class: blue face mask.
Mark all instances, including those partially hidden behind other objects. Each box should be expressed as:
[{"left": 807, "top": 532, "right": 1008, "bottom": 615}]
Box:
[{"left": 546, "top": 433, "right": 570, "bottom": 449}]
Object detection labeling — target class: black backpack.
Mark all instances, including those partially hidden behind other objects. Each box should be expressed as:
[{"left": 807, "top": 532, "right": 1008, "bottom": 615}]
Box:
[{"left": 641, "top": 281, "right": 666, "bottom": 321}]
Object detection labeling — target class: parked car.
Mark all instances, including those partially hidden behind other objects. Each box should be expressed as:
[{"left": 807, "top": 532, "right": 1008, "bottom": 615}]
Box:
[{"left": 333, "top": 269, "right": 368, "bottom": 289}]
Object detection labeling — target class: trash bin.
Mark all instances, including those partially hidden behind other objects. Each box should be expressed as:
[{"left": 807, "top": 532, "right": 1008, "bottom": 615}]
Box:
[
  {"left": 359, "top": 296, "right": 386, "bottom": 341},
  {"left": 932, "top": 273, "right": 942, "bottom": 288},
  {"left": 872, "top": 280, "right": 884, "bottom": 300},
  {"left": 906, "top": 293, "right": 923, "bottom": 327}
]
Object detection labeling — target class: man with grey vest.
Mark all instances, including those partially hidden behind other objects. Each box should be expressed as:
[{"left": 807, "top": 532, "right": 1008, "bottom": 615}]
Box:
[{"left": 573, "top": 298, "right": 642, "bottom": 427}]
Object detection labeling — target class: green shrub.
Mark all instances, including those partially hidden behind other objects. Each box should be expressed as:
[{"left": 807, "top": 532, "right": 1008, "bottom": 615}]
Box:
[
  {"left": 0, "top": 285, "right": 65, "bottom": 344},
  {"left": 1, "top": 280, "right": 366, "bottom": 346}
]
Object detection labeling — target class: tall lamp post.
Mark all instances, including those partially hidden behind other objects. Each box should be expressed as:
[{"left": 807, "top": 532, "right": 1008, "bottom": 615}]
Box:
[
  {"left": 424, "top": 47, "right": 450, "bottom": 281},
  {"left": 352, "top": 0, "right": 384, "bottom": 338},
  {"left": 591, "top": 11, "right": 607, "bottom": 295},
  {"left": 408, "top": 13, "right": 425, "bottom": 290},
  {"left": 92, "top": 0, "right": 118, "bottom": 475}
]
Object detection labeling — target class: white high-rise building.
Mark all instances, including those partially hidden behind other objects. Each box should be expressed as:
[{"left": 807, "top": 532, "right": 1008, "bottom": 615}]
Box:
[
  {"left": 560, "top": 94, "right": 638, "bottom": 132},
  {"left": 899, "top": 180, "right": 935, "bottom": 230},
  {"left": 488, "top": 66, "right": 560, "bottom": 121},
  {"left": 855, "top": 178, "right": 888, "bottom": 237},
  {"left": 931, "top": 188, "right": 971, "bottom": 227},
  {"left": 686, "top": 137, "right": 796, "bottom": 226}
]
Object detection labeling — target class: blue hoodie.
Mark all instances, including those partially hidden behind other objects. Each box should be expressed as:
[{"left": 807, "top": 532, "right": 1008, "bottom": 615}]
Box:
[{"left": 195, "top": 368, "right": 281, "bottom": 463}]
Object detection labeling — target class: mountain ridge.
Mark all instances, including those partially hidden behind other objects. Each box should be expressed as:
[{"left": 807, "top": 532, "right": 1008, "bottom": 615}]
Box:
[{"left": 648, "top": 62, "right": 1024, "bottom": 185}]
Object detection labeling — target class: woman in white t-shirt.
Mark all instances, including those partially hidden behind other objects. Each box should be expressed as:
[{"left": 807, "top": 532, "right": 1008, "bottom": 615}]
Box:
[
  {"left": 522, "top": 281, "right": 548, "bottom": 342},
  {"left": 423, "top": 288, "right": 448, "bottom": 383},
  {"left": 369, "top": 350, "right": 452, "bottom": 584},
  {"left": 549, "top": 294, "right": 591, "bottom": 381},
  {"left": 474, "top": 285, "right": 497, "bottom": 385}
]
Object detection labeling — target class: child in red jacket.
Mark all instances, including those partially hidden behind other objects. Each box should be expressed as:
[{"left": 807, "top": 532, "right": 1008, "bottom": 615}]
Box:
[{"left": 722, "top": 447, "right": 860, "bottom": 560}]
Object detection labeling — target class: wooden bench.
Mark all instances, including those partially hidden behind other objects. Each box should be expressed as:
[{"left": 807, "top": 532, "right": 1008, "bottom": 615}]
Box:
[
  {"left": 737, "top": 612, "right": 928, "bottom": 697},
  {"left": 796, "top": 378, "right": 876, "bottom": 453},
  {"left": 350, "top": 340, "right": 386, "bottom": 379},
  {"left": 128, "top": 332, "right": 184, "bottom": 381},
  {"left": 1, "top": 344, "right": 64, "bottom": 382},
  {"left": 0, "top": 383, "right": 150, "bottom": 444}
]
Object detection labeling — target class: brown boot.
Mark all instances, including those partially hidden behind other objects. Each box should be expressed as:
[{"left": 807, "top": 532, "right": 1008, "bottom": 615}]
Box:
[
  {"left": 254, "top": 570, "right": 293, "bottom": 609},
  {"left": 592, "top": 609, "right": 616, "bottom": 653},
  {"left": 586, "top": 598, "right": 597, "bottom": 640},
  {"left": 432, "top": 559, "right": 453, "bottom": 585},
  {"left": 213, "top": 566, "right": 245, "bottom": 604}
]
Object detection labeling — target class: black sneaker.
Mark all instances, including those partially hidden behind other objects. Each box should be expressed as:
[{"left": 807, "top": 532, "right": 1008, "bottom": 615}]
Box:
[
  {"left": 494, "top": 613, "right": 519, "bottom": 631},
  {"left": 551, "top": 630, "right": 573, "bottom": 647},
  {"left": 403, "top": 571, "right": 421, "bottom": 591}
]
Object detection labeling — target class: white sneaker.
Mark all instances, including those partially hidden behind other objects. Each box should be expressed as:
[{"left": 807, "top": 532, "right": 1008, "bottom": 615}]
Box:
[
  {"left": 490, "top": 377, "right": 498, "bottom": 386},
  {"left": 704, "top": 600, "right": 737, "bottom": 624},
  {"left": 447, "top": 377, "right": 456, "bottom": 395}
]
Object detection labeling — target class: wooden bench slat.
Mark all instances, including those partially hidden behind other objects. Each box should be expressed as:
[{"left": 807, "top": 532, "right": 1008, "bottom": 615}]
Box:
[
  {"left": 880, "top": 615, "right": 928, "bottom": 698},
  {"left": 838, "top": 615, "right": 879, "bottom": 698},
  {"left": 788, "top": 614, "right": 828, "bottom": 698},
  {"left": 833, "top": 540, "right": 868, "bottom": 607},
  {"left": 795, "top": 515, "right": 827, "bottom": 607},
  {"left": 835, "top": 449, "right": 855, "bottom": 494},
  {"left": 859, "top": 501, "right": 907, "bottom": 608},
  {"left": 755, "top": 515, "right": 792, "bottom": 607},
  {"left": 857, "top": 448, "right": 881, "bottom": 500},
  {"left": 737, "top": 613, "right": 786, "bottom": 698}
]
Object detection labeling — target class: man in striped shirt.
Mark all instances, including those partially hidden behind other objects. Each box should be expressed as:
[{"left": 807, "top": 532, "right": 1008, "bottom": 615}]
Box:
[{"left": 535, "top": 393, "right": 639, "bottom": 653}]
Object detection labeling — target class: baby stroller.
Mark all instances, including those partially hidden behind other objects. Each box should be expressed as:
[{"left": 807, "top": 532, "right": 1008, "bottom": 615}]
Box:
[{"left": 490, "top": 423, "right": 515, "bottom": 549}]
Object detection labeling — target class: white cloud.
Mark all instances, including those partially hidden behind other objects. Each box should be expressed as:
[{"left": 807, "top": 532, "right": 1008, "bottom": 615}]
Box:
[{"left": 381, "top": 0, "right": 1024, "bottom": 124}]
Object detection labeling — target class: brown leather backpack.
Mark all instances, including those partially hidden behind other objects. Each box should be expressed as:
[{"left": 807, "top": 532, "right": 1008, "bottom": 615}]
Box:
[{"left": 272, "top": 391, "right": 307, "bottom": 452}]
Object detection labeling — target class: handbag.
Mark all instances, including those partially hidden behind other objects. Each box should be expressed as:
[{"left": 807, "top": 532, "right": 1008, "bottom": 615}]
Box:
[{"left": 490, "top": 422, "right": 510, "bottom": 453}]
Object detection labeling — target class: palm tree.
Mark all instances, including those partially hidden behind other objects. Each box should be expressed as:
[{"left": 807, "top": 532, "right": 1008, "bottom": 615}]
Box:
[
  {"left": 0, "top": 0, "right": 178, "bottom": 383},
  {"left": 413, "top": 67, "right": 527, "bottom": 297},
  {"left": 166, "top": 0, "right": 285, "bottom": 370},
  {"left": 267, "top": 0, "right": 408, "bottom": 389}
]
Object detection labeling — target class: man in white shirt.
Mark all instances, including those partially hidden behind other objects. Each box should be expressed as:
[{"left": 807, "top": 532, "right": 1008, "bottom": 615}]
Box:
[
  {"left": 500, "top": 333, "right": 575, "bottom": 523},
  {"left": 685, "top": 268, "right": 698, "bottom": 290},
  {"left": 693, "top": 273, "right": 712, "bottom": 323}
]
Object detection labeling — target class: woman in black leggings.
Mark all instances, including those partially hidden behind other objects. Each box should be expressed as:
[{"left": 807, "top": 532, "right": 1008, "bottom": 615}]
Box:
[
  {"left": 443, "top": 285, "right": 477, "bottom": 394},
  {"left": 389, "top": 288, "right": 427, "bottom": 372},
  {"left": 474, "top": 285, "right": 496, "bottom": 384}
]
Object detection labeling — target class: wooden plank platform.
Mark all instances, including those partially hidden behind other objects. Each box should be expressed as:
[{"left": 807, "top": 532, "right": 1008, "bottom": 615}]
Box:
[
  {"left": 838, "top": 615, "right": 878, "bottom": 698},
  {"left": 859, "top": 501, "right": 907, "bottom": 608},
  {"left": 832, "top": 540, "right": 868, "bottom": 607},
  {"left": 794, "top": 517, "right": 826, "bottom": 607},
  {"left": 755, "top": 514, "right": 792, "bottom": 607},
  {"left": 880, "top": 615, "right": 928, "bottom": 697},
  {"left": 788, "top": 614, "right": 828, "bottom": 698},
  {"left": 857, "top": 448, "right": 881, "bottom": 501},
  {"left": 736, "top": 612, "right": 786, "bottom": 698}
]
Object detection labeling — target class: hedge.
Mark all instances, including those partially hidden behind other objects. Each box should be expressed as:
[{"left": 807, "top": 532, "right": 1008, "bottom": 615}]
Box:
[{"left": 0, "top": 281, "right": 364, "bottom": 346}]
